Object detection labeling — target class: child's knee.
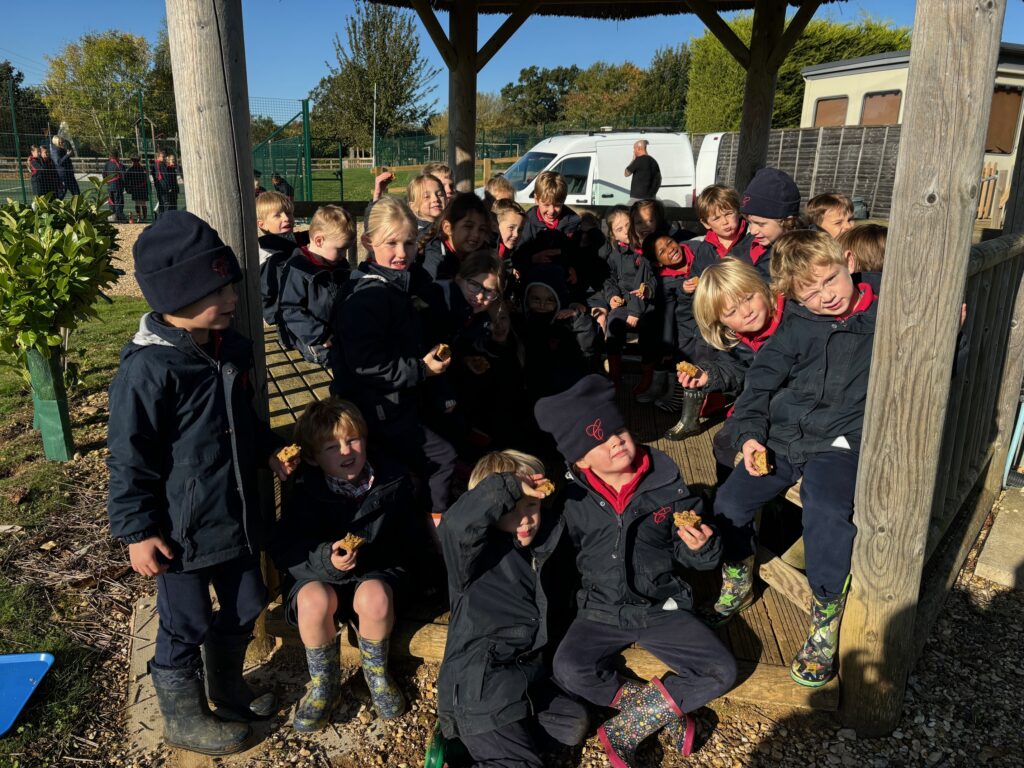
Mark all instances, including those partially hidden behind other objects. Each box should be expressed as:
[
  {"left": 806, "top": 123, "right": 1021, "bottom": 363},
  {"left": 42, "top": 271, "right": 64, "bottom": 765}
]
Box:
[
  {"left": 296, "top": 581, "right": 337, "bottom": 620},
  {"left": 353, "top": 581, "right": 392, "bottom": 623},
  {"left": 710, "top": 652, "right": 739, "bottom": 696}
]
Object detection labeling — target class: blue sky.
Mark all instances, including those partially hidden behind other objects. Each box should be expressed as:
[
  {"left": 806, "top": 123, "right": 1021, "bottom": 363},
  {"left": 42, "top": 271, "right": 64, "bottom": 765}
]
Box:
[{"left": 3, "top": 0, "right": 1023, "bottom": 114}]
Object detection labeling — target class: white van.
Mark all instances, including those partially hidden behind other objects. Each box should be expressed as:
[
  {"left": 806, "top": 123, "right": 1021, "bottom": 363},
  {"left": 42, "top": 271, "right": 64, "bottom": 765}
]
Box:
[{"left": 489, "top": 130, "right": 723, "bottom": 208}]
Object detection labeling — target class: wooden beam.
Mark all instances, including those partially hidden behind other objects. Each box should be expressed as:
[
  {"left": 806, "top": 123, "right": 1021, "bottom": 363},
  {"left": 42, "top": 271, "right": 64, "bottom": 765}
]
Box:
[
  {"left": 411, "top": 0, "right": 457, "bottom": 69},
  {"left": 767, "top": 0, "right": 822, "bottom": 71},
  {"left": 734, "top": 0, "right": 785, "bottom": 192},
  {"left": 839, "top": 0, "right": 1007, "bottom": 736},
  {"left": 477, "top": 0, "right": 539, "bottom": 72},
  {"left": 683, "top": 0, "right": 750, "bottom": 69},
  {"left": 448, "top": 0, "right": 479, "bottom": 192},
  {"left": 165, "top": 0, "right": 273, "bottom": 655},
  {"left": 757, "top": 544, "right": 811, "bottom": 610}
]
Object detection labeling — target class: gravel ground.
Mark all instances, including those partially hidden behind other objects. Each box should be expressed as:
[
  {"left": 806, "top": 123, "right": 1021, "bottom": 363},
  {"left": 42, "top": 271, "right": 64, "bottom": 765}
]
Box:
[{"left": 97, "top": 517, "right": 1022, "bottom": 768}]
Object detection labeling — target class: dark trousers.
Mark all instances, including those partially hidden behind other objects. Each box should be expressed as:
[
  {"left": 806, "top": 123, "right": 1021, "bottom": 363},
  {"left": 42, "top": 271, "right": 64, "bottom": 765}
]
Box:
[
  {"left": 553, "top": 614, "right": 737, "bottom": 712},
  {"left": 108, "top": 186, "right": 124, "bottom": 218},
  {"left": 154, "top": 555, "right": 266, "bottom": 669},
  {"left": 154, "top": 187, "right": 167, "bottom": 219},
  {"left": 713, "top": 449, "right": 859, "bottom": 598},
  {"left": 713, "top": 419, "right": 738, "bottom": 483},
  {"left": 606, "top": 308, "right": 659, "bottom": 362},
  {"left": 371, "top": 411, "right": 457, "bottom": 513},
  {"left": 460, "top": 684, "right": 589, "bottom": 768}
]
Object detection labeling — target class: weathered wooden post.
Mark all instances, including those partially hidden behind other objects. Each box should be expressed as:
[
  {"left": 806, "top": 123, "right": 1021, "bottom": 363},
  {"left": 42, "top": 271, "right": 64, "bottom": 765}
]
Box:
[
  {"left": 166, "top": 0, "right": 273, "bottom": 654},
  {"left": 448, "top": 0, "right": 478, "bottom": 192},
  {"left": 840, "top": 0, "right": 1007, "bottom": 735}
]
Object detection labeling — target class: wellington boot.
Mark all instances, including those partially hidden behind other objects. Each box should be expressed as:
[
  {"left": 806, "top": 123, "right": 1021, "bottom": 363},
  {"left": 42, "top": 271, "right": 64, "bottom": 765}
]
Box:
[
  {"left": 597, "top": 677, "right": 690, "bottom": 767},
  {"left": 700, "top": 556, "right": 756, "bottom": 628},
  {"left": 293, "top": 641, "right": 343, "bottom": 733},
  {"left": 608, "top": 678, "right": 696, "bottom": 759},
  {"left": 664, "top": 389, "right": 706, "bottom": 440},
  {"left": 202, "top": 632, "right": 276, "bottom": 721},
  {"left": 654, "top": 377, "right": 679, "bottom": 411},
  {"left": 358, "top": 636, "right": 406, "bottom": 719},
  {"left": 150, "top": 662, "right": 251, "bottom": 756},
  {"left": 791, "top": 576, "right": 850, "bottom": 687},
  {"left": 636, "top": 369, "right": 668, "bottom": 403}
]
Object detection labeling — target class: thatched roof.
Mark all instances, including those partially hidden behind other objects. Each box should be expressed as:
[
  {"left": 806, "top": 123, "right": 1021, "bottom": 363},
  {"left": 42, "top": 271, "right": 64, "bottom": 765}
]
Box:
[{"left": 369, "top": 1, "right": 838, "bottom": 21}]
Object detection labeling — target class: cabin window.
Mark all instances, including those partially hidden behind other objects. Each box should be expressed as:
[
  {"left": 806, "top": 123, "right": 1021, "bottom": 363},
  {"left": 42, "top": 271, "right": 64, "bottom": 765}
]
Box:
[
  {"left": 860, "top": 91, "right": 902, "bottom": 126},
  {"left": 549, "top": 155, "right": 591, "bottom": 196},
  {"left": 813, "top": 97, "right": 848, "bottom": 127},
  {"left": 986, "top": 85, "right": 1023, "bottom": 154}
]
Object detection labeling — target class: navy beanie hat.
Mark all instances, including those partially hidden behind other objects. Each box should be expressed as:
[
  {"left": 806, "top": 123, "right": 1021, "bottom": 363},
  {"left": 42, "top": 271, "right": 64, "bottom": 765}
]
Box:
[
  {"left": 133, "top": 211, "right": 242, "bottom": 313},
  {"left": 534, "top": 374, "right": 627, "bottom": 463},
  {"left": 740, "top": 167, "right": 801, "bottom": 219}
]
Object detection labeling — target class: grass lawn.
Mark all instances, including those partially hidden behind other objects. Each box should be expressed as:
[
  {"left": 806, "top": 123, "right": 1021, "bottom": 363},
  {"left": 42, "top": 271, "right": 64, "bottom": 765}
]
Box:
[{"left": 0, "top": 297, "right": 148, "bottom": 765}]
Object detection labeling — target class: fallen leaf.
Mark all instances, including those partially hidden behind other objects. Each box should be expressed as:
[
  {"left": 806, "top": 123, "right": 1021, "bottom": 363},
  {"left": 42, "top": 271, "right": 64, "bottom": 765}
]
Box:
[
  {"left": 0, "top": 524, "right": 24, "bottom": 534},
  {"left": 39, "top": 540, "right": 58, "bottom": 551}
]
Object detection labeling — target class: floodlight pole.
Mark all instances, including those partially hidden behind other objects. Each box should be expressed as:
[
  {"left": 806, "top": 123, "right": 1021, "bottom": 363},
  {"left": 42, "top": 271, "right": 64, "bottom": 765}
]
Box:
[{"left": 372, "top": 82, "right": 377, "bottom": 169}]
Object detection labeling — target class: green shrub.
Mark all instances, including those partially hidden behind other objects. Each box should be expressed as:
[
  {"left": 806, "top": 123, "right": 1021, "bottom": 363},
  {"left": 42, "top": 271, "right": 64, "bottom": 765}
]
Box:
[{"left": 0, "top": 184, "right": 120, "bottom": 378}]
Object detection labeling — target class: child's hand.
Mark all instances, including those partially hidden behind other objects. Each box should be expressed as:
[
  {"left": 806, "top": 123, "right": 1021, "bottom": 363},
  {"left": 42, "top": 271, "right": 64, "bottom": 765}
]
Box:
[
  {"left": 683, "top": 277, "right": 699, "bottom": 294},
  {"left": 609, "top": 296, "right": 625, "bottom": 309},
  {"left": 677, "top": 523, "right": 714, "bottom": 550},
  {"left": 373, "top": 171, "right": 394, "bottom": 200},
  {"left": 741, "top": 439, "right": 768, "bottom": 476},
  {"left": 128, "top": 535, "right": 174, "bottom": 577},
  {"left": 423, "top": 348, "right": 450, "bottom": 376},
  {"left": 960, "top": 302, "right": 967, "bottom": 329},
  {"left": 626, "top": 315, "right": 639, "bottom": 328},
  {"left": 330, "top": 542, "right": 358, "bottom": 571},
  {"left": 269, "top": 453, "right": 299, "bottom": 481},
  {"left": 677, "top": 369, "right": 709, "bottom": 389},
  {"left": 520, "top": 474, "right": 553, "bottom": 499},
  {"left": 555, "top": 307, "right": 578, "bottom": 320}
]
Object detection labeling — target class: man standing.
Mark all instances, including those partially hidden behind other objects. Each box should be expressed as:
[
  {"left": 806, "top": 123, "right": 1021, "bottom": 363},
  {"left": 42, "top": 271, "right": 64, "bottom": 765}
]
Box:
[{"left": 624, "top": 139, "right": 662, "bottom": 201}]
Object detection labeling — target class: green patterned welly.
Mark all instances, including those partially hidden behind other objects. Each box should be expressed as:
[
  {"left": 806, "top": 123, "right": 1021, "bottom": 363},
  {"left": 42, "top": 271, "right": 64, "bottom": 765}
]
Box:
[
  {"left": 703, "top": 555, "right": 755, "bottom": 628},
  {"left": 293, "top": 641, "right": 343, "bottom": 732},
  {"left": 790, "top": 575, "right": 851, "bottom": 687},
  {"left": 358, "top": 636, "right": 406, "bottom": 719}
]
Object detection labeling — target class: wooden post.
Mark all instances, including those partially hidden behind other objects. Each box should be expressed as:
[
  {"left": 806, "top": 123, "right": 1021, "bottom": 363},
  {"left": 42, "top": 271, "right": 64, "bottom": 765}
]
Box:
[
  {"left": 448, "top": 0, "right": 478, "bottom": 192},
  {"left": 1005, "top": 94, "right": 1024, "bottom": 233},
  {"left": 839, "top": 0, "right": 1007, "bottom": 735},
  {"left": 166, "top": 0, "right": 273, "bottom": 655}
]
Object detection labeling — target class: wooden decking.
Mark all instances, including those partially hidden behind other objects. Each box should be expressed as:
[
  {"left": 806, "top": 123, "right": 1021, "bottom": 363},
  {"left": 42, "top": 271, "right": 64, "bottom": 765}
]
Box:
[{"left": 264, "top": 335, "right": 837, "bottom": 711}]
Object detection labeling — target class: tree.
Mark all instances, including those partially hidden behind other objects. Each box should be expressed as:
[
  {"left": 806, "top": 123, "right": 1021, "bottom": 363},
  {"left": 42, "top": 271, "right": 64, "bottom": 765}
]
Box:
[
  {"left": 562, "top": 62, "right": 646, "bottom": 127},
  {"left": 428, "top": 92, "right": 513, "bottom": 137},
  {"left": 499, "top": 65, "right": 580, "bottom": 125},
  {"left": 0, "top": 61, "right": 51, "bottom": 142},
  {"left": 687, "top": 16, "right": 912, "bottom": 133},
  {"left": 633, "top": 44, "right": 690, "bottom": 127},
  {"left": 42, "top": 31, "right": 152, "bottom": 154},
  {"left": 144, "top": 20, "right": 177, "bottom": 142},
  {"left": 310, "top": 0, "right": 440, "bottom": 149}
]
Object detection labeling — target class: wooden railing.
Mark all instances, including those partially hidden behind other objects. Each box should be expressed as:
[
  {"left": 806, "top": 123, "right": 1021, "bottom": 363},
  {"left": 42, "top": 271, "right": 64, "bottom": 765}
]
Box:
[{"left": 976, "top": 161, "right": 1012, "bottom": 226}]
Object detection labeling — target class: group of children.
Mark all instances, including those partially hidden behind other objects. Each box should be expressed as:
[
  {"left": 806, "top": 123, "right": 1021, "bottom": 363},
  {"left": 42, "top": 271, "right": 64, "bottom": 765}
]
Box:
[
  {"left": 26, "top": 137, "right": 79, "bottom": 199},
  {"left": 97, "top": 148, "right": 180, "bottom": 222},
  {"left": 107, "top": 158, "right": 892, "bottom": 766}
]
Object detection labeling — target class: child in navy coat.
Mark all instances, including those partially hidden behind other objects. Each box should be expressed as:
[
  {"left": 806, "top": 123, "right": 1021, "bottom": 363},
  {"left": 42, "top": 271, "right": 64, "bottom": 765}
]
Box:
[
  {"left": 437, "top": 450, "right": 589, "bottom": 767},
  {"left": 736, "top": 168, "right": 805, "bottom": 282},
  {"left": 106, "top": 212, "right": 297, "bottom": 755},
  {"left": 535, "top": 376, "right": 737, "bottom": 767},
  {"left": 277, "top": 205, "right": 354, "bottom": 365},
  {"left": 272, "top": 398, "right": 413, "bottom": 730},
  {"left": 713, "top": 230, "right": 880, "bottom": 688}
]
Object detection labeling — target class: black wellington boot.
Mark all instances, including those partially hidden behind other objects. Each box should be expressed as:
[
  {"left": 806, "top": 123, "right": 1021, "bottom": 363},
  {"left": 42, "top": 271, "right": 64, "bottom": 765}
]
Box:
[
  {"left": 664, "top": 388, "right": 706, "bottom": 440},
  {"left": 202, "top": 632, "right": 276, "bottom": 722},
  {"left": 150, "top": 662, "right": 251, "bottom": 756}
]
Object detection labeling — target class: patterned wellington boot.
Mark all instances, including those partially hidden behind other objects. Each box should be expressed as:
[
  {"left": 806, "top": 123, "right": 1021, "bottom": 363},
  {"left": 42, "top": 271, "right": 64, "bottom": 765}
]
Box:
[
  {"left": 701, "top": 556, "right": 756, "bottom": 629},
  {"left": 790, "top": 576, "right": 850, "bottom": 687},
  {"left": 293, "top": 641, "right": 343, "bottom": 732},
  {"left": 609, "top": 677, "right": 696, "bottom": 759},
  {"left": 358, "top": 636, "right": 406, "bottom": 719},
  {"left": 597, "top": 677, "right": 687, "bottom": 768}
]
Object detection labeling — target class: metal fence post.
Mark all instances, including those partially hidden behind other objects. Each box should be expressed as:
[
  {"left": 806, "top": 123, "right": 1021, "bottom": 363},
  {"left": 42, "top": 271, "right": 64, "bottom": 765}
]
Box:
[
  {"left": 301, "top": 98, "right": 312, "bottom": 202},
  {"left": 139, "top": 90, "right": 153, "bottom": 218},
  {"left": 8, "top": 79, "right": 27, "bottom": 204},
  {"left": 338, "top": 142, "right": 344, "bottom": 201}
]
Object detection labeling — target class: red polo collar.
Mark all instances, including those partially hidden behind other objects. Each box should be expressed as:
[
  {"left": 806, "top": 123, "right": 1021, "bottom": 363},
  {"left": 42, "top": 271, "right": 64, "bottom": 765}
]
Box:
[
  {"left": 835, "top": 282, "right": 877, "bottom": 321},
  {"left": 580, "top": 448, "right": 652, "bottom": 515},
  {"left": 737, "top": 293, "right": 786, "bottom": 352},
  {"left": 705, "top": 217, "right": 747, "bottom": 258},
  {"left": 301, "top": 246, "right": 343, "bottom": 270},
  {"left": 536, "top": 207, "right": 559, "bottom": 230}
]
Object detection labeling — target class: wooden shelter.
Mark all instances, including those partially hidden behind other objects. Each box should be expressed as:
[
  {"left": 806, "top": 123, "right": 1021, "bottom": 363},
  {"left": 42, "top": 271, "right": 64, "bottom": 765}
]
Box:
[{"left": 163, "top": 0, "right": 1024, "bottom": 738}]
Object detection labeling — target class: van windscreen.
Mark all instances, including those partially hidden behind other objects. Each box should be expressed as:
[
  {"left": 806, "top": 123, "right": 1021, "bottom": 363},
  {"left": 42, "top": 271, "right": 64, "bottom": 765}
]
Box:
[{"left": 501, "top": 152, "right": 556, "bottom": 191}]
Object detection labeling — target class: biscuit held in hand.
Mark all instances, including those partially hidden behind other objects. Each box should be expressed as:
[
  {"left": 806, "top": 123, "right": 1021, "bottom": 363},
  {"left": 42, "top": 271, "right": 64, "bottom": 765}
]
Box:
[
  {"left": 534, "top": 479, "right": 555, "bottom": 497},
  {"left": 676, "top": 361, "right": 704, "bottom": 378},
  {"left": 337, "top": 532, "right": 365, "bottom": 553},
  {"left": 674, "top": 510, "right": 701, "bottom": 529},
  {"left": 434, "top": 343, "right": 452, "bottom": 362},
  {"left": 277, "top": 444, "right": 301, "bottom": 463},
  {"left": 752, "top": 450, "right": 771, "bottom": 476}
]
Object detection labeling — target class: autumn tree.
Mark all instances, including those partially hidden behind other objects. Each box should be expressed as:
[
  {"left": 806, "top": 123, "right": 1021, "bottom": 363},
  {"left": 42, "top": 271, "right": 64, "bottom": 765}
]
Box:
[
  {"left": 310, "top": 0, "right": 439, "bottom": 149},
  {"left": 562, "top": 62, "right": 646, "bottom": 127},
  {"left": 0, "top": 61, "right": 51, "bottom": 145},
  {"left": 42, "top": 31, "right": 151, "bottom": 153},
  {"left": 633, "top": 44, "right": 690, "bottom": 127},
  {"left": 499, "top": 65, "right": 581, "bottom": 126},
  {"left": 143, "top": 20, "right": 177, "bottom": 142}
]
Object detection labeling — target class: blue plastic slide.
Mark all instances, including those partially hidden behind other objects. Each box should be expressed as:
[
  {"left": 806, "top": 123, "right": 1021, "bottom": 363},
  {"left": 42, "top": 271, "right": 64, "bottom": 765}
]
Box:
[{"left": 0, "top": 653, "right": 54, "bottom": 737}]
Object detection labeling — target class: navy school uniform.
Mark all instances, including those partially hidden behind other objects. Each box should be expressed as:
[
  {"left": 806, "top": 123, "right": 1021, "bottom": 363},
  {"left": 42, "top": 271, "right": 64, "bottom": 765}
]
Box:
[
  {"left": 151, "top": 158, "right": 168, "bottom": 216},
  {"left": 437, "top": 473, "right": 588, "bottom": 761},
  {"left": 271, "top": 459, "right": 415, "bottom": 626},
  {"left": 39, "top": 156, "right": 62, "bottom": 197},
  {"left": 28, "top": 154, "right": 41, "bottom": 196},
  {"left": 106, "top": 314, "right": 283, "bottom": 667},
  {"left": 655, "top": 241, "right": 708, "bottom": 363},
  {"left": 165, "top": 163, "right": 180, "bottom": 210},
  {"left": 104, "top": 156, "right": 125, "bottom": 216},
  {"left": 332, "top": 261, "right": 457, "bottom": 513},
  {"left": 518, "top": 205, "right": 582, "bottom": 249},
  {"left": 693, "top": 219, "right": 770, "bottom": 283},
  {"left": 590, "top": 239, "right": 658, "bottom": 360},
  {"left": 52, "top": 143, "right": 80, "bottom": 198},
  {"left": 273, "top": 179, "right": 295, "bottom": 199},
  {"left": 277, "top": 247, "right": 351, "bottom": 366},
  {"left": 715, "top": 274, "right": 881, "bottom": 599},
  {"left": 514, "top": 207, "right": 587, "bottom": 301},
  {"left": 551, "top": 447, "right": 737, "bottom": 710},
  {"left": 257, "top": 233, "right": 298, "bottom": 329},
  {"left": 421, "top": 235, "right": 461, "bottom": 281}
]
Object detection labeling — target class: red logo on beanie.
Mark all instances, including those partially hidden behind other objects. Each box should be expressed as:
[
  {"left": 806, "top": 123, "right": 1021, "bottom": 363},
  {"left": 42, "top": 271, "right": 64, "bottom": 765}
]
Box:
[
  {"left": 653, "top": 506, "right": 670, "bottom": 524},
  {"left": 585, "top": 419, "right": 604, "bottom": 441},
  {"left": 742, "top": 195, "right": 751, "bottom": 206},
  {"left": 211, "top": 256, "right": 231, "bottom": 278}
]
